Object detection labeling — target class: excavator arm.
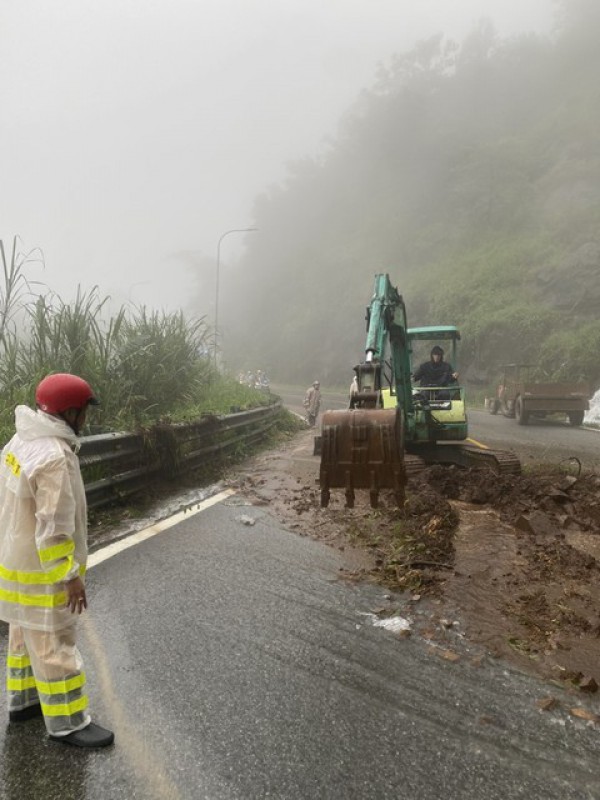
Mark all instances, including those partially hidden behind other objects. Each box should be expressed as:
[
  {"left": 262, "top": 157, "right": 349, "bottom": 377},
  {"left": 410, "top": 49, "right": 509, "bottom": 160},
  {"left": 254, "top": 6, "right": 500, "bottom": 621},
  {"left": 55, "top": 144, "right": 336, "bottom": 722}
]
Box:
[
  {"left": 320, "top": 274, "right": 409, "bottom": 508},
  {"left": 352, "top": 274, "right": 413, "bottom": 420}
]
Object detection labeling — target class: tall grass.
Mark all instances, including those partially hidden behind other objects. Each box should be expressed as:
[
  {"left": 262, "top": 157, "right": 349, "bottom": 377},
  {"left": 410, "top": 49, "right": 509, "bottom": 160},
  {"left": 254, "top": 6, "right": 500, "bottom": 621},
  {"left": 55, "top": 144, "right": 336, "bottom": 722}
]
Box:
[{"left": 0, "top": 238, "right": 268, "bottom": 443}]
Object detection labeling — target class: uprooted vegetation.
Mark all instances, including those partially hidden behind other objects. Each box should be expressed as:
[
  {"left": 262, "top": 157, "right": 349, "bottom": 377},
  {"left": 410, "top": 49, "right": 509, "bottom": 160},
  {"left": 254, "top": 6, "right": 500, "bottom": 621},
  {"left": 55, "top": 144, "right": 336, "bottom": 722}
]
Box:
[{"left": 342, "top": 482, "right": 459, "bottom": 593}]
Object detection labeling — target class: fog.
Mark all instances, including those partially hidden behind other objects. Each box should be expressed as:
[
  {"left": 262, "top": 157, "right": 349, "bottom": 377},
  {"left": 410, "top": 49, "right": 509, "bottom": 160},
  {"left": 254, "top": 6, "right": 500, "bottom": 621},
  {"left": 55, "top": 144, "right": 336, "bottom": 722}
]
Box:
[{"left": 1, "top": 0, "right": 554, "bottom": 318}]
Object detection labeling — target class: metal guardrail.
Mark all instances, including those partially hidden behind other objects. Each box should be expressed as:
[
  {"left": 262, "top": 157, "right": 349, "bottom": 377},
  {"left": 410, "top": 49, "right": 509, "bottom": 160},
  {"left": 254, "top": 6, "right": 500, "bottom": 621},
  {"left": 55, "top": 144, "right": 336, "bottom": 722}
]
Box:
[{"left": 79, "top": 401, "right": 283, "bottom": 510}]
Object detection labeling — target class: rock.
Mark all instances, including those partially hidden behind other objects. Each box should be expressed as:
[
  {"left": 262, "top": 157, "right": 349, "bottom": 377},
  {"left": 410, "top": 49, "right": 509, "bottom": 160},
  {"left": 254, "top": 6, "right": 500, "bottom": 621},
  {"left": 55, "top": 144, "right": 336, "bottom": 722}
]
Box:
[
  {"left": 514, "top": 510, "right": 557, "bottom": 537},
  {"left": 515, "top": 514, "right": 534, "bottom": 533},
  {"left": 569, "top": 707, "right": 599, "bottom": 723},
  {"left": 558, "top": 514, "right": 580, "bottom": 530},
  {"left": 440, "top": 649, "right": 461, "bottom": 662},
  {"left": 539, "top": 497, "right": 558, "bottom": 513},
  {"left": 579, "top": 676, "right": 599, "bottom": 693},
  {"left": 536, "top": 696, "right": 559, "bottom": 711},
  {"left": 547, "top": 488, "right": 571, "bottom": 502},
  {"left": 560, "top": 476, "right": 579, "bottom": 491}
]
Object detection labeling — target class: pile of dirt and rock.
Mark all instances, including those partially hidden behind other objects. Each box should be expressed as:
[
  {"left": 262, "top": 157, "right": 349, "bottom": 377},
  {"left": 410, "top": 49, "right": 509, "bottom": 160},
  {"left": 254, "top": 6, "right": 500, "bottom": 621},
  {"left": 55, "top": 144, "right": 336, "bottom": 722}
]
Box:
[
  {"left": 440, "top": 463, "right": 600, "bottom": 687},
  {"left": 231, "top": 433, "right": 600, "bottom": 690}
]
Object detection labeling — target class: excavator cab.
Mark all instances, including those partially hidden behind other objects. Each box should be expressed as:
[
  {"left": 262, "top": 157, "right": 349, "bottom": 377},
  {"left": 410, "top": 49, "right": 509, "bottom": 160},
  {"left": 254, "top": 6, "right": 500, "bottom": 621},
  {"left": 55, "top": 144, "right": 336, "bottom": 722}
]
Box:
[
  {"left": 407, "top": 326, "right": 467, "bottom": 441},
  {"left": 380, "top": 326, "right": 467, "bottom": 440}
]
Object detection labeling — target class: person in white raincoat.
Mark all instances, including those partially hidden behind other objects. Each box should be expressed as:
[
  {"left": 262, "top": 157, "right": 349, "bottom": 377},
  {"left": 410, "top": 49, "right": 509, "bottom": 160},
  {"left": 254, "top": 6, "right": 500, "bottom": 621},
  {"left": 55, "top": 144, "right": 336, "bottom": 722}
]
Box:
[
  {"left": 0, "top": 373, "right": 114, "bottom": 748},
  {"left": 349, "top": 374, "right": 359, "bottom": 407},
  {"left": 303, "top": 381, "right": 322, "bottom": 427}
]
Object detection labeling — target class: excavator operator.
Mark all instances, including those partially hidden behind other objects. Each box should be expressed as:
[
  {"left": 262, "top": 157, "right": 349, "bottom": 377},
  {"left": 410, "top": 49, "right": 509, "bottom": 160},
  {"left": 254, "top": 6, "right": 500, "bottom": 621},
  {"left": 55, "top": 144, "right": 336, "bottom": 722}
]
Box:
[{"left": 413, "top": 346, "right": 459, "bottom": 401}]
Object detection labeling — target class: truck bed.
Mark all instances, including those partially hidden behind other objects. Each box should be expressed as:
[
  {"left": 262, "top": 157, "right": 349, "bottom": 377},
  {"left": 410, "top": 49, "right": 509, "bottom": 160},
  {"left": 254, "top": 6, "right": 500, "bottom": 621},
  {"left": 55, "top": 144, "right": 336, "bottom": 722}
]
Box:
[{"left": 520, "top": 382, "right": 590, "bottom": 399}]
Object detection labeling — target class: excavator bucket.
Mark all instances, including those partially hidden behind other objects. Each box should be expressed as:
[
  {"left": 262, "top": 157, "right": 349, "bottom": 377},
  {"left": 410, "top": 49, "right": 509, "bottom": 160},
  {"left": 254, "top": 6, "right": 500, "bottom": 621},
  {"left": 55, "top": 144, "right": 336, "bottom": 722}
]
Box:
[{"left": 319, "top": 408, "right": 406, "bottom": 509}]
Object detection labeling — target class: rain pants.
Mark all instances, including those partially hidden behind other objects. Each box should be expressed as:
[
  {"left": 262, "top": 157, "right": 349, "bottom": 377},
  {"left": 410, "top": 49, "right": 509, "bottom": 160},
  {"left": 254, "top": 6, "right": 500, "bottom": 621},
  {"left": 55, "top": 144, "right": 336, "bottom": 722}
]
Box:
[{"left": 0, "top": 406, "right": 91, "bottom": 735}]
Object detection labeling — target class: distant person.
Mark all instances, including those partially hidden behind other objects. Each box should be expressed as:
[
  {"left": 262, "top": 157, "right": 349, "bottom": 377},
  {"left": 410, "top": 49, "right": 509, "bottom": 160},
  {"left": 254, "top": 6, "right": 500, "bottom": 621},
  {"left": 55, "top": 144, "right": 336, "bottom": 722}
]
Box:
[
  {"left": 413, "top": 346, "right": 458, "bottom": 400},
  {"left": 0, "top": 374, "right": 114, "bottom": 748},
  {"left": 303, "top": 381, "right": 322, "bottom": 427},
  {"left": 349, "top": 375, "right": 359, "bottom": 408}
]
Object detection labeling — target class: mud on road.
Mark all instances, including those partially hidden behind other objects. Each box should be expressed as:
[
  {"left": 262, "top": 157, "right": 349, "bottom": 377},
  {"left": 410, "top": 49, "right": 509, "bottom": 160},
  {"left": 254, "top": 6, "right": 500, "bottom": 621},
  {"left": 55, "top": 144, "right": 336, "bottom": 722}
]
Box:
[{"left": 231, "top": 428, "right": 600, "bottom": 696}]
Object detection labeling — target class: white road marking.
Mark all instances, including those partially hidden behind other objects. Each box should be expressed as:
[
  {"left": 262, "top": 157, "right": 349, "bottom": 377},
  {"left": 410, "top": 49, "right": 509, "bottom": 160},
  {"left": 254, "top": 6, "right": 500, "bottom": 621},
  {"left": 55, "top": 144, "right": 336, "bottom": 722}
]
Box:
[{"left": 88, "top": 488, "right": 236, "bottom": 569}]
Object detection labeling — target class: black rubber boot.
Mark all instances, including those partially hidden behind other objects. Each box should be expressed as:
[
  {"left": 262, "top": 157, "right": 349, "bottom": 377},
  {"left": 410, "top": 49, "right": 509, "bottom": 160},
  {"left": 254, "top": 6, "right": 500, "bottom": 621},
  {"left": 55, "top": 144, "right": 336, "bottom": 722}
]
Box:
[
  {"left": 9, "top": 704, "right": 43, "bottom": 722},
  {"left": 50, "top": 722, "right": 115, "bottom": 748}
]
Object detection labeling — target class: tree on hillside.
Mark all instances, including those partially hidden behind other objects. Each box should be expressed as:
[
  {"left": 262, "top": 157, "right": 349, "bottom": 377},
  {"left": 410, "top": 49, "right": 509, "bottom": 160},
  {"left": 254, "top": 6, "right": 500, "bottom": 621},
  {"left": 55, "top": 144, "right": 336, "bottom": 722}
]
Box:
[{"left": 224, "top": 5, "right": 600, "bottom": 386}]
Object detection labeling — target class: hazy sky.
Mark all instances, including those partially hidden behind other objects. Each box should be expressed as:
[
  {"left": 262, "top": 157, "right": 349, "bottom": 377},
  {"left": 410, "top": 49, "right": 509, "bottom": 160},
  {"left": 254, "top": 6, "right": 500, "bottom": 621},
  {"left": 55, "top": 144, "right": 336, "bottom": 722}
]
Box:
[{"left": 0, "top": 0, "right": 554, "bottom": 317}]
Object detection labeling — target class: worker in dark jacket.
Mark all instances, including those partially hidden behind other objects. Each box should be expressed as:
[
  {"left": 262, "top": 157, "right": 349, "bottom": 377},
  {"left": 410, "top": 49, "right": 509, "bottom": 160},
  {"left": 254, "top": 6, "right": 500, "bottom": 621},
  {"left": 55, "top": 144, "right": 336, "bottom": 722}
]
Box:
[{"left": 413, "top": 346, "right": 458, "bottom": 388}]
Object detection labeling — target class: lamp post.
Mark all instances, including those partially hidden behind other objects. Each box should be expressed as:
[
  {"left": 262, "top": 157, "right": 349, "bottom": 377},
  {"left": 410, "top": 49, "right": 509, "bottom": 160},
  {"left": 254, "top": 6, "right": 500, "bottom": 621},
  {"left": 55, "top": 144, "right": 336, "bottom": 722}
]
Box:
[{"left": 214, "top": 227, "right": 257, "bottom": 365}]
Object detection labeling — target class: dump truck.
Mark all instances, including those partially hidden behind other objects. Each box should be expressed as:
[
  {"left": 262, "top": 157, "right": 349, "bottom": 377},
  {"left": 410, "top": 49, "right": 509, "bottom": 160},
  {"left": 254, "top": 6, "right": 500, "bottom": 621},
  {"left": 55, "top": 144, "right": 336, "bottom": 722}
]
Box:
[
  {"left": 318, "top": 274, "right": 520, "bottom": 508},
  {"left": 488, "top": 364, "right": 591, "bottom": 426}
]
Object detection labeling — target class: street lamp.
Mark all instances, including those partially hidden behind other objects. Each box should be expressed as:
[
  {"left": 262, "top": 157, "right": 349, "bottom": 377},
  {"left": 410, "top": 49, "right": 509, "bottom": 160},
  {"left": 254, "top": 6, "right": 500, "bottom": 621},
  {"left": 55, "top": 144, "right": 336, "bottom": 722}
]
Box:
[{"left": 214, "top": 227, "right": 257, "bottom": 364}]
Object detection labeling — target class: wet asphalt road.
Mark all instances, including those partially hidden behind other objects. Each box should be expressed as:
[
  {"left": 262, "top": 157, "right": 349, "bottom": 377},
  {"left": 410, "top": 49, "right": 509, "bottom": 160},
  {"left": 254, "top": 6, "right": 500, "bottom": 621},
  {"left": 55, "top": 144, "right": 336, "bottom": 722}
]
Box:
[
  {"left": 467, "top": 409, "right": 600, "bottom": 471},
  {"left": 2, "top": 494, "right": 600, "bottom": 799}
]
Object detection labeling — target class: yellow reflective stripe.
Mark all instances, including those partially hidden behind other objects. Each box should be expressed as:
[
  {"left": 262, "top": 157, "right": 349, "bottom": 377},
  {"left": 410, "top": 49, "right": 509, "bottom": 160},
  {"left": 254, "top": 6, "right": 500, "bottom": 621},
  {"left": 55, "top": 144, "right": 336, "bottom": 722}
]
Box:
[
  {"left": 79, "top": 564, "right": 86, "bottom": 577},
  {"left": 0, "top": 587, "right": 67, "bottom": 608},
  {"left": 5, "top": 451, "right": 21, "bottom": 476},
  {"left": 7, "top": 654, "right": 31, "bottom": 669},
  {"left": 0, "top": 556, "right": 74, "bottom": 585},
  {"left": 38, "top": 541, "right": 74, "bottom": 564},
  {"left": 36, "top": 672, "right": 86, "bottom": 695},
  {"left": 7, "top": 676, "right": 37, "bottom": 691},
  {"left": 41, "top": 695, "right": 88, "bottom": 717}
]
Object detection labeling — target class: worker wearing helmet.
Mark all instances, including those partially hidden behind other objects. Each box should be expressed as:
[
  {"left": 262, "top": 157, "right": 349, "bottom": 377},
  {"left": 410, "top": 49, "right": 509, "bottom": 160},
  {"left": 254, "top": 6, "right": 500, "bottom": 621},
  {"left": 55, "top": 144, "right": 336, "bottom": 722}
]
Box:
[
  {"left": 0, "top": 373, "right": 114, "bottom": 748},
  {"left": 303, "top": 381, "right": 322, "bottom": 427},
  {"left": 413, "top": 346, "right": 459, "bottom": 388}
]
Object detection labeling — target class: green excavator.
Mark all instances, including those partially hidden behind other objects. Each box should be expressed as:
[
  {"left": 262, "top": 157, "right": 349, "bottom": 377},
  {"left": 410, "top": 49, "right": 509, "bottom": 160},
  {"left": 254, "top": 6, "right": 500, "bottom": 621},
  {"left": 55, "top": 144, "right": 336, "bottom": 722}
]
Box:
[{"left": 319, "top": 273, "right": 520, "bottom": 508}]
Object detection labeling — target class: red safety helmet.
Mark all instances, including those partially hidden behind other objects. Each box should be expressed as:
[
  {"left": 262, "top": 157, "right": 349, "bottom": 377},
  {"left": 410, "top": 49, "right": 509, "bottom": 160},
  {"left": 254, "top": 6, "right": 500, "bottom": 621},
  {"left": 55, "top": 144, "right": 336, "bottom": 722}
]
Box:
[{"left": 35, "top": 373, "right": 99, "bottom": 414}]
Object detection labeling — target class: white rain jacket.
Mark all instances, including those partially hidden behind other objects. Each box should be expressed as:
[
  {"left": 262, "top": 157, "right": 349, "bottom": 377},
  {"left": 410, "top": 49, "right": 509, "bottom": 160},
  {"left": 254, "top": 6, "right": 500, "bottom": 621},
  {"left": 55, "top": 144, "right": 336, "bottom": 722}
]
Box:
[
  {"left": 303, "top": 386, "right": 321, "bottom": 415},
  {"left": 0, "top": 406, "right": 88, "bottom": 631}
]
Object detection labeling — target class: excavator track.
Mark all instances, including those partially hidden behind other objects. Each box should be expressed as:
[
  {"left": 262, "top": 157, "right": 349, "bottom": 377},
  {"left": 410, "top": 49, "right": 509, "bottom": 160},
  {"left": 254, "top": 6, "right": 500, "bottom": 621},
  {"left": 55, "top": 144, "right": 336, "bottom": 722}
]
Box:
[
  {"left": 402, "top": 443, "right": 522, "bottom": 476},
  {"left": 404, "top": 454, "right": 426, "bottom": 475},
  {"left": 460, "top": 445, "right": 522, "bottom": 475},
  {"left": 400, "top": 448, "right": 521, "bottom": 478}
]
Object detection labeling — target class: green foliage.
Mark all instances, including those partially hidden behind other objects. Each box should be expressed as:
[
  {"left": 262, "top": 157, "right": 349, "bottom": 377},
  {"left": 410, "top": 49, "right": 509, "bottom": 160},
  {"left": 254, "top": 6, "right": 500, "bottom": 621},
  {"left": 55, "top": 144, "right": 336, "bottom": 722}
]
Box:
[
  {"left": 538, "top": 320, "right": 600, "bottom": 388},
  {"left": 224, "top": 6, "right": 600, "bottom": 389},
  {"left": 0, "top": 242, "right": 271, "bottom": 444},
  {"left": 109, "top": 306, "right": 211, "bottom": 424}
]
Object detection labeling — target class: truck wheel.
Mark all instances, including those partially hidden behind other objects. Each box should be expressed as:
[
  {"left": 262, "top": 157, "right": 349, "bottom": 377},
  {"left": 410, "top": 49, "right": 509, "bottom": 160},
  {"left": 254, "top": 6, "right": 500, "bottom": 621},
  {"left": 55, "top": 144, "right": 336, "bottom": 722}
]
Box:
[
  {"left": 501, "top": 400, "right": 514, "bottom": 418},
  {"left": 515, "top": 396, "right": 529, "bottom": 425},
  {"left": 568, "top": 411, "right": 585, "bottom": 427},
  {"left": 488, "top": 398, "right": 499, "bottom": 415}
]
